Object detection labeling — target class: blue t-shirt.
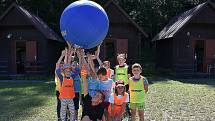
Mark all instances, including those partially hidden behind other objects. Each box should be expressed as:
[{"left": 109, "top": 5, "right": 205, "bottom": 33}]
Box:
[
  {"left": 55, "top": 68, "right": 63, "bottom": 83},
  {"left": 98, "top": 79, "right": 113, "bottom": 102},
  {"left": 88, "top": 77, "right": 99, "bottom": 97},
  {"left": 71, "top": 67, "right": 81, "bottom": 92}
]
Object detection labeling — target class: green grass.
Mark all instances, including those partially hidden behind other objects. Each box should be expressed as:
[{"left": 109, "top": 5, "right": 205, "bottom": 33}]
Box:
[
  {"left": 0, "top": 82, "right": 56, "bottom": 121},
  {"left": 0, "top": 79, "right": 215, "bottom": 121},
  {"left": 145, "top": 80, "right": 215, "bottom": 121}
]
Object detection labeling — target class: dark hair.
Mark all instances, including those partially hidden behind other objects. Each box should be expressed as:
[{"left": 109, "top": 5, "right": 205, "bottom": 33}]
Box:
[
  {"left": 97, "top": 67, "right": 107, "bottom": 76},
  {"left": 115, "top": 86, "right": 126, "bottom": 96},
  {"left": 97, "top": 90, "right": 105, "bottom": 102}
]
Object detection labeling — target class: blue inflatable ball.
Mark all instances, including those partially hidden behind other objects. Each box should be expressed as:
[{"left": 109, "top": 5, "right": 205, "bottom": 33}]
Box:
[{"left": 60, "top": 0, "right": 109, "bottom": 49}]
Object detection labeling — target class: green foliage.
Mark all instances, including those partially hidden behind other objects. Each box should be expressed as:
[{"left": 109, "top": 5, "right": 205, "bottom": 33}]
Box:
[
  {"left": 0, "top": 0, "right": 208, "bottom": 37},
  {"left": 117, "top": 0, "right": 207, "bottom": 38}
]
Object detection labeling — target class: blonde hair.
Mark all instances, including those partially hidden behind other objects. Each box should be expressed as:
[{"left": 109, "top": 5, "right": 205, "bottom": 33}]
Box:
[
  {"left": 132, "top": 63, "right": 142, "bottom": 70},
  {"left": 117, "top": 53, "right": 126, "bottom": 60}
]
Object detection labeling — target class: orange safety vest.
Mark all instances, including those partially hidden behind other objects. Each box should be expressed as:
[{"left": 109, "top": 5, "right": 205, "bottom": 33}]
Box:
[
  {"left": 59, "top": 77, "right": 75, "bottom": 99},
  {"left": 106, "top": 68, "right": 114, "bottom": 79},
  {"left": 108, "top": 93, "right": 128, "bottom": 116},
  {"left": 106, "top": 69, "right": 111, "bottom": 78}
]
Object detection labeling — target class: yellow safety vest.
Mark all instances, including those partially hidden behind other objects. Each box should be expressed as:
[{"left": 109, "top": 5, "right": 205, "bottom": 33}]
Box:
[
  {"left": 55, "top": 73, "right": 61, "bottom": 91},
  {"left": 129, "top": 76, "right": 145, "bottom": 103},
  {"left": 115, "top": 65, "right": 128, "bottom": 84}
]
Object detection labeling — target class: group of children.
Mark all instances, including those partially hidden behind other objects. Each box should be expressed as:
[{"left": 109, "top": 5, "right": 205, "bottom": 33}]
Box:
[{"left": 55, "top": 44, "right": 149, "bottom": 121}]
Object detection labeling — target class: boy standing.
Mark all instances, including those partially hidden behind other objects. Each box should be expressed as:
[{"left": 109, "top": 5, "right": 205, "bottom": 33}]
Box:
[
  {"left": 56, "top": 63, "right": 76, "bottom": 121},
  {"left": 55, "top": 50, "right": 65, "bottom": 121},
  {"left": 129, "top": 63, "right": 148, "bottom": 121}
]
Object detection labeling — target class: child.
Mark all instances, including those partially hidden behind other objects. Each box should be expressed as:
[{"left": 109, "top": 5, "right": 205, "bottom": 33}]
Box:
[
  {"left": 67, "top": 45, "right": 81, "bottom": 121},
  {"left": 87, "top": 51, "right": 113, "bottom": 120},
  {"left": 108, "top": 80, "right": 129, "bottom": 121},
  {"left": 56, "top": 63, "right": 76, "bottom": 121},
  {"left": 70, "top": 61, "right": 81, "bottom": 121},
  {"left": 56, "top": 46, "right": 76, "bottom": 121},
  {"left": 115, "top": 54, "right": 131, "bottom": 118},
  {"left": 78, "top": 49, "right": 106, "bottom": 121},
  {"left": 55, "top": 50, "right": 65, "bottom": 121},
  {"left": 129, "top": 63, "right": 148, "bottom": 121},
  {"left": 115, "top": 54, "right": 129, "bottom": 91},
  {"left": 103, "top": 60, "right": 114, "bottom": 79}
]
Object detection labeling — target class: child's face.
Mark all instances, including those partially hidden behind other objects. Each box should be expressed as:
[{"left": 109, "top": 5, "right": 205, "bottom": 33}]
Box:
[
  {"left": 63, "top": 68, "right": 71, "bottom": 77},
  {"left": 117, "top": 58, "right": 126, "bottom": 66},
  {"left": 91, "top": 92, "right": 103, "bottom": 106},
  {"left": 116, "top": 86, "right": 125, "bottom": 95},
  {"left": 132, "top": 67, "right": 141, "bottom": 76},
  {"left": 98, "top": 74, "right": 107, "bottom": 81},
  {"left": 103, "top": 61, "right": 110, "bottom": 68}
]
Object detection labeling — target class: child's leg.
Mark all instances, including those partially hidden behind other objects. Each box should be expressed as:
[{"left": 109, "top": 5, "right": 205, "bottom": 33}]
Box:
[
  {"left": 130, "top": 103, "right": 137, "bottom": 121},
  {"left": 138, "top": 110, "right": 144, "bottom": 121},
  {"left": 131, "top": 109, "right": 136, "bottom": 121},
  {"left": 103, "top": 102, "right": 110, "bottom": 121},
  {"left": 56, "top": 91, "right": 61, "bottom": 121},
  {"left": 73, "top": 92, "right": 80, "bottom": 120},
  {"left": 68, "top": 99, "right": 75, "bottom": 121},
  {"left": 60, "top": 99, "right": 68, "bottom": 121},
  {"left": 125, "top": 84, "right": 131, "bottom": 118}
]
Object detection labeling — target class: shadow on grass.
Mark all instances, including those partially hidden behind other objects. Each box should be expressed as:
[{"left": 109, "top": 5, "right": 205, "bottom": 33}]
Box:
[
  {"left": 176, "top": 79, "right": 215, "bottom": 87},
  {"left": 0, "top": 82, "right": 56, "bottom": 120},
  {"left": 147, "top": 76, "right": 215, "bottom": 87}
]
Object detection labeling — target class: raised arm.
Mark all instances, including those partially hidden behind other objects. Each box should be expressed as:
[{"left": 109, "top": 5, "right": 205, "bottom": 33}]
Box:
[
  {"left": 67, "top": 47, "right": 75, "bottom": 64},
  {"left": 94, "top": 44, "right": 101, "bottom": 58},
  {"left": 95, "top": 45, "right": 103, "bottom": 67},
  {"left": 64, "top": 48, "right": 68, "bottom": 64},
  {"left": 56, "top": 50, "right": 65, "bottom": 70},
  {"left": 81, "top": 65, "right": 88, "bottom": 96},
  {"left": 87, "top": 54, "right": 97, "bottom": 79},
  {"left": 76, "top": 48, "right": 82, "bottom": 68},
  {"left": 79, "top": 50, "right": 89, "bottom": 96}
]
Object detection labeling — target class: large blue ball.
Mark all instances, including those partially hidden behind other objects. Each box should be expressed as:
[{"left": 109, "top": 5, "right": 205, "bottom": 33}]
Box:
[{"left": 60, "top": 0, "right": 109, "bottom": 49}]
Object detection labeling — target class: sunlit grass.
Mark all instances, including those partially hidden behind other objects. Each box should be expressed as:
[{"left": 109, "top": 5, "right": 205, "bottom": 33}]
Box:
[{"left": 0, "top": 79, "right": 215, "bottom": 121}]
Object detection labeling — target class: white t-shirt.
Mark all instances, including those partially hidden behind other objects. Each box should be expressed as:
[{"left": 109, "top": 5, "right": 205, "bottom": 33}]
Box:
[{"left": 109, "top": 93, "right": 129, "bottom": 103}]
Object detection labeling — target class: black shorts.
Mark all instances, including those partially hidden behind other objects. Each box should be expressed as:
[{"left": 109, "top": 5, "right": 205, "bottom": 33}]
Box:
[
  {"left": 102, "top": 102, "right": 110, "bottom": 110},
  {"left": 73, "top": 92, "right": 80, "bottom": 110}
]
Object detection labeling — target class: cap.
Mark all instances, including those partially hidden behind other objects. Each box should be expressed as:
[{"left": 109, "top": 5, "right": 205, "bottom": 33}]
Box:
[
  {"left": 63, "top": 64, "right": 71, "bottom": 69},
  {"left": 115, "top": 80, "right": 125, "bottom": 87}
]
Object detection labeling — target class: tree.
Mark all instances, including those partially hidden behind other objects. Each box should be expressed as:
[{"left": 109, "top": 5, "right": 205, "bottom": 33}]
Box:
[{"left": 0, "top": 0, "right": 207, "bottom": 38}]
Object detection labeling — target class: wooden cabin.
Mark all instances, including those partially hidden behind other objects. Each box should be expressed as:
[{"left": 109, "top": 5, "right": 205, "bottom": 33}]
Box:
[
  {"left": 0, "top": 0, "right": 148, "bottom": 77},
  {"left": 0, "top": 3, "right": 64, "bottom": 76},
  {"left": 152, "top": 0, "right": 215, "bottom": 75},
  {"left": 101, "top": 0, "right": 148, "bottom": 67}
]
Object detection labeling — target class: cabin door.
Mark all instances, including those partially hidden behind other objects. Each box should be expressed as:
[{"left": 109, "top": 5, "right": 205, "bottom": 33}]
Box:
[
  {"left": 194, "top": 40, "right": 205, "bottom": 72},
  {"left": 16, "top": 41, "right": 26, "bottom": 74}
]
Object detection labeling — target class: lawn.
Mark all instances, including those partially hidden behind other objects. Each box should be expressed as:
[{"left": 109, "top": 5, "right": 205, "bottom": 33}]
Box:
[
  {"left": 0, "top": 82, "right": 57, "bottom": 121},
  {"left": 0, "top": 79, "right": 215, "bottom": 121},
  {"left": 145, "top": 79, "right": 215, "bottom": 121}
]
